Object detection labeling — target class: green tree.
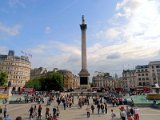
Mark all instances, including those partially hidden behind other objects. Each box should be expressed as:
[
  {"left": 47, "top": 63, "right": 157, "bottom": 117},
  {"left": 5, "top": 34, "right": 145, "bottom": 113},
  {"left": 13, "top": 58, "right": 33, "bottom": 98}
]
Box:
[
  {"left": 0, "top": 71, "right": 8, "bottom": 86},
  {"left": 25, "top": 71, "right": 64, "bottom": 91},
  {"left": 25, "top": 80, "right": 34, "bottom": 88},
  {"left": 43, "top": 72, "right": 64, "bottom": 91},
  {"left": 25, "top": 78, "right": 42, "bottom": 90}
]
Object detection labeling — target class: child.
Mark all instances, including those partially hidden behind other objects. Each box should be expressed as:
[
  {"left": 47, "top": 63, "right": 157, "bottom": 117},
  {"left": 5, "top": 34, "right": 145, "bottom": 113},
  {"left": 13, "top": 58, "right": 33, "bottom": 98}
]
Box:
[{"left": 111, "top": 109, "right": 116, "bottom": 120}]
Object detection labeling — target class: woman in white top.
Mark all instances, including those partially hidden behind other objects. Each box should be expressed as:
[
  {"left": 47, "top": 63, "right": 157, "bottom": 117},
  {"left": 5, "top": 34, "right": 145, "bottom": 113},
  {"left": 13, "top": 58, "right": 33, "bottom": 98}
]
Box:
[{"left": 134, "top": 107, "right": 139, "bottom": 120}]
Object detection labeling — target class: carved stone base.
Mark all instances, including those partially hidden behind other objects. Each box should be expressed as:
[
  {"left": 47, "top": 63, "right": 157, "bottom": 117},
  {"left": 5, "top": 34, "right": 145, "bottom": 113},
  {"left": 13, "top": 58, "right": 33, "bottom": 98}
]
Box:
[
  {"left": 80, "top": 84, "right": 90, "bottom": 89},
  {"left": 78, "top": 69, "right": 90, "bottom": 76}
]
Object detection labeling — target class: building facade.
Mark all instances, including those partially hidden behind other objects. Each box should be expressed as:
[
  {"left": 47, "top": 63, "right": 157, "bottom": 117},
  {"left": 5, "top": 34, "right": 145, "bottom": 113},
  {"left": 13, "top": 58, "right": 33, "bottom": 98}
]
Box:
[
  {"left": 122, "top": 61, "right": 160, "bottom": 91},
  {"left": 149, "top": 61, "right": 160, "bottom": 85},
  {"left": 0, "top": 50, "right": 31, "bottom": 87},
  {"left": 30, "top": 67, "right": 47, "bottom": 80},
  {"left": 92, "top": 72, "right": 114, "bottom": 89},
  {"left": 30, "top": 68, "right": 80, "bottom": 89},
  {"left": 136, "top": 65, "right": 150, "bottom": 87},
  {"left": 122, "top": 70, "right": 137, "bottom": 91},
  {"left": 58, "top": 70, "right": 80, "bottom": 89}
]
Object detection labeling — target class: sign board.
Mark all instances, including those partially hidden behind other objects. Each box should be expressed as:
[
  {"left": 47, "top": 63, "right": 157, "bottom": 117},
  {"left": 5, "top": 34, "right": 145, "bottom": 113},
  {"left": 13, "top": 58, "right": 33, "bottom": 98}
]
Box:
[
  {"left": 0, "top": 94, "right": 9, "bottom": 99},
  {"left": 147, "top": 94, "right": 160, "bottom": 100}
]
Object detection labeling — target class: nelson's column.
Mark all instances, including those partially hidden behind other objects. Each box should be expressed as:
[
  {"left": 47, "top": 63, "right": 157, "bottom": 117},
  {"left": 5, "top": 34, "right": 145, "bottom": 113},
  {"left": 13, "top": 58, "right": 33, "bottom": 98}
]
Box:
[{"left": 78, "top": 15, "right": 90, "bottom": 88}]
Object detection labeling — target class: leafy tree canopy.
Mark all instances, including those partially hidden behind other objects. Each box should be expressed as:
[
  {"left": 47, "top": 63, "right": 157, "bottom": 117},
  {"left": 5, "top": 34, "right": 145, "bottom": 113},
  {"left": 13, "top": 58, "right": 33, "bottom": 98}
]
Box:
[
  {"left": 25, "top": 72, "right": 64, "bottom": 91},
  {"left": 0, "top": 71, "right": 8, "bottom": 86}
]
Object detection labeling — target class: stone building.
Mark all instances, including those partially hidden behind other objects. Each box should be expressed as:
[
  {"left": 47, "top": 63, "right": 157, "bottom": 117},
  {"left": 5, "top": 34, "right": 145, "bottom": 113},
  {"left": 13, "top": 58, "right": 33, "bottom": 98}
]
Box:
[
  {"left": 122, "top": 70, "right": 137, "bottom": 91},
  {"left": 136, "top": 65, "right": 150, "bottom": 86},
  {"left": 0, "top": 50, "right": 31, "bottom": 87},
  {"left": 114, "top": 77, "right": 123, "bottom": 89},
  {"left": 30, "top": 67, "right": 47, "bottom": 80},
  {"left": 30, "top": 68, "right": 80, "bottom": 89},
  {"left": 122, "top": 61, "right": 160, "bottom": 91},
  {"left": 148, "top": 61, "right": 160, "bottom": 85},
  {"left": 92, "top": 72, "right": 114, "bottom": 89},
  {"left": 58, "top": 70, "right": 80, "bottom": 89}
]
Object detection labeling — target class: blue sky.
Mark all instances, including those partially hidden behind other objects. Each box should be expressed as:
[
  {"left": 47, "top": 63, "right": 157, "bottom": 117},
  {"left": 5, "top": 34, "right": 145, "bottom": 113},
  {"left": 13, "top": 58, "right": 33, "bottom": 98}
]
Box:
[{"left": 1, "top": 0, "right": 160, "bottom": 77}]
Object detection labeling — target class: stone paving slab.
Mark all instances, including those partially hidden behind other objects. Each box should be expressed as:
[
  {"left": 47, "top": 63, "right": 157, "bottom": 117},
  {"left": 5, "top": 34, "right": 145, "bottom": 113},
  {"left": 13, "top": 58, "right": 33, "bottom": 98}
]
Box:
[{"left": 1, "top": 97, "right": 160, "bottom": 120}]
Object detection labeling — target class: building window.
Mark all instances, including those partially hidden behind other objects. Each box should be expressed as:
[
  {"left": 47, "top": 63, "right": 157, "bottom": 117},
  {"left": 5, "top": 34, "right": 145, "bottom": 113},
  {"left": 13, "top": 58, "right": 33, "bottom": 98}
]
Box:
[
  {"left": 142, "top": 78, "right": 145, "bottom": 80},
  {"left": 146, "top": 82, "right": 150, "bottom": 85},
  {"left": 142, "top": 74, "right": 144, "bottom": 76},
  {"left": 139, "top": 78, "right": 141, "bottom": 81},
  {"left": 157, "top": 69, "right": 160, "bottom": 72},
  {"left": 143, "top": 82, "right": 145, "bottom": 86},
  {"left": 146, "top": 73, "right": 148, "bottom": 76},
  {"left": 146, "top": 78, "right": 149, "bottom": 80},
  {"left": 138, "top": 74, "right": 141, "bottom": 76},
  {"left": 139, "top": 82, "right": 142, "bottom": 86}
]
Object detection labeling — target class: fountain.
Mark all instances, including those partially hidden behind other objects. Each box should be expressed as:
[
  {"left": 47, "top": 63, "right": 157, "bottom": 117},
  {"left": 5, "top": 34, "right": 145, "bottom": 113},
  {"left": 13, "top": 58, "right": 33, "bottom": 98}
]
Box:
[
  {"left": 123, "top": 84, "right": 160, "bottom": 108},
  {"left": 147, "top": 84, "right": 160, "bottom": 100}
]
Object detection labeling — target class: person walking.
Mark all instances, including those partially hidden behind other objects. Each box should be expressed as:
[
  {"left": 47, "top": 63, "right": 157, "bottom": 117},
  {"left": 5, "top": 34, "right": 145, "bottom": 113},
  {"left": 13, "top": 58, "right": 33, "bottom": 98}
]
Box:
[
  {"left": 45, "top": 107, "right": 50, "bottom": 119},
  {"left": 97, "top": 103, "right": 100, "bottom": 114},
  {"left": 0, "top": 106, "right": 2, "bottom": 116},
  {"left": 111, "top": 109, "right": 116, "bottom": 120},
  {"left": 29, "top": 106, "right": 34, "bottom": 119},
  {"left": 4, "top": 105, "right": 7, "bottom": 118},
  {"left": 63, "top": 100, "right": 66, "bottom": 110},
  {"left": 86, "top": 105, "right": 91, "bottom": 118},
  {"left": 104, "top": 103, "right": 108, "bottom": 114},
  {"left": 33, "top": 105, "right": 37, "bottom": 118},
  {"left": 120, "top": 107, "right": 127, "bottom": 120},
  {"left": 38, "top": 105, "right": 42, "bottom": 119},
  {"left": 56, "top": 106, "right": 60, "bottom": 117},
  {"left": 53, "top": 107, "right": 57, "bottom": 116},
  {"left": 101, "top": 103, "right": 105, "bottom": 114},
  {"left": 91, "top": 104, "right": 95, "bottom": 114},
  {"left": 134, "top": 107, "right": 139, "bottom": 120}
]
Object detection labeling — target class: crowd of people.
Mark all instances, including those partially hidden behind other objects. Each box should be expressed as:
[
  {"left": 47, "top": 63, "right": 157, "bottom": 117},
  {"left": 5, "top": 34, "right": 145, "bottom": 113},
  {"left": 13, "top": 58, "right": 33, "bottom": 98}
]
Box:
[{"left": 0, "top": 90, "right": 141, "bottom": 120}]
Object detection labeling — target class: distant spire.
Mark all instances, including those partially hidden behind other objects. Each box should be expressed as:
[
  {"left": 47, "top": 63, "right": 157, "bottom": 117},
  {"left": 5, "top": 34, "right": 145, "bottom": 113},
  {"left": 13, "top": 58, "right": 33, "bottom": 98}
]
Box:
[{"left": 82, "top": 15, "right": 85, "bottom": 24}]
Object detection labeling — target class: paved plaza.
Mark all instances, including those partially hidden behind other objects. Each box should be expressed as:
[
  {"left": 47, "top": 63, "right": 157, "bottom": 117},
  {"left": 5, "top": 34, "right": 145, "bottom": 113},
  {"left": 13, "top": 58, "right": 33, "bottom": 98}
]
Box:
[{"left": 0, "top": 96, "right": 160, "bottom": 120}]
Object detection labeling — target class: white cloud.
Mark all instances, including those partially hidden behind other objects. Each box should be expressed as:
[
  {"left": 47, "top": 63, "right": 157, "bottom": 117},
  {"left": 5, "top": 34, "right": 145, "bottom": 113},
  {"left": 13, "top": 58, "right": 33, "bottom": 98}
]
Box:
[
  {"left": 96, "top": 28, "right": 121, "bottom": 40},
  {"left": 106, "top": 28, "right": 121, "bottom": 40},
  {"left": 95, "top": 0, "right": 160, "bottom": 60},
  {"left": 29, "top": 0, "right": 160, "bottom": 76},
  {"left": 28, "top": 41, "right": 81, "bottom": 71},
  {"left": 88, "top": 0, "right": 160, "bottom": 75},
  {"left": 0, "top": 22, "right": 21, "bottom": 36},
  {"left": 45, "top": 26, "right": 52, "bottom": 34}
]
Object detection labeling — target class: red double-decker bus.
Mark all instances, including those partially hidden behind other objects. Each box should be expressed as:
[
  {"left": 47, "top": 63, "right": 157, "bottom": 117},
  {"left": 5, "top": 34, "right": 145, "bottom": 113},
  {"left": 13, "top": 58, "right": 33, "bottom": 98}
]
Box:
[{"left": 21, "top": 88, "right": 35, "bottom": 94}]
